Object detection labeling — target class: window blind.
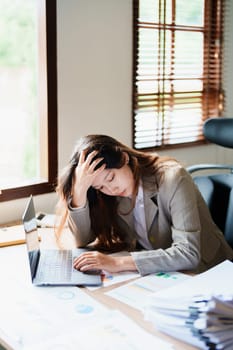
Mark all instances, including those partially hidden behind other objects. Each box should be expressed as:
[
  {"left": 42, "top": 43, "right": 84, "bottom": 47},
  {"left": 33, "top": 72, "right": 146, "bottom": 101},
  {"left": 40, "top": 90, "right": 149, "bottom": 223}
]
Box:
[{"left": 133, "top": 0, "right": 225, "bottom": 149}]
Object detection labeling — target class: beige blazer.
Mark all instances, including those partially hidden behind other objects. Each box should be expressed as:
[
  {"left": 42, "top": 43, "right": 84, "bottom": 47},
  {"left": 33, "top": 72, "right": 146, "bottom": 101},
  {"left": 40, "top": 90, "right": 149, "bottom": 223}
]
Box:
[{"left": 69, "top": 163, "right": 233, "bottom": 276}]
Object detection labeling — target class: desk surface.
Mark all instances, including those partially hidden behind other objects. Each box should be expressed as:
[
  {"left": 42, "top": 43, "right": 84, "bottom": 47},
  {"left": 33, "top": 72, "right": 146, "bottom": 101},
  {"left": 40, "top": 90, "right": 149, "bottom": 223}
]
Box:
[{"left": 0, "top": 226, "right": 198, "bottom": 350}]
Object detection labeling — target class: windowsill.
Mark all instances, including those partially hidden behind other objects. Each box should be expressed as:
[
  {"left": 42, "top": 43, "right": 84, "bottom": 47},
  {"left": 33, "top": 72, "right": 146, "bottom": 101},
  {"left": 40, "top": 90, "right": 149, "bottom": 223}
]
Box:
[{"left": 0, "top": 224, "right": 26, "bottom": 247}]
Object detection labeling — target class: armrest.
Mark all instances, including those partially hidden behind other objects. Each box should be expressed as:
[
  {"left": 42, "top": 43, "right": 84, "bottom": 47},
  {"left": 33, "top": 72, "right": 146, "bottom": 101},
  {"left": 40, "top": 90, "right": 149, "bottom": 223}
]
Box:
[{"left": 187, "top": 164, "right": 233, "bottom": 174}]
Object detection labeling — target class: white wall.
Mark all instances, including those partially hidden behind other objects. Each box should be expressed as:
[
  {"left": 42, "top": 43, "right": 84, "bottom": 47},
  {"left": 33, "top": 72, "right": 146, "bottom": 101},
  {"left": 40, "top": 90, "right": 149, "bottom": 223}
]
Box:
[
  {"left": 57, "top": 0, "right": 133, "bottom": 167},
  {"left": 1, "top": 0, "right": 233, "bottom": 224}
]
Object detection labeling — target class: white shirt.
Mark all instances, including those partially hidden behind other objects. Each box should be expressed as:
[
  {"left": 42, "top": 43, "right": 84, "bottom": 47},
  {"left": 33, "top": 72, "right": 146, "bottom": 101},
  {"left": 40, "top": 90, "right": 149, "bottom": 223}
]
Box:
[{"left": 133, "top": 184, "right": 153, "bottom": 249}]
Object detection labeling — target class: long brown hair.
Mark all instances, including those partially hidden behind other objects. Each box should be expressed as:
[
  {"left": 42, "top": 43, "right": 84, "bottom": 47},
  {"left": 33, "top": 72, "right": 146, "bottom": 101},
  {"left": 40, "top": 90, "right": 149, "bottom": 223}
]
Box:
[{"left": 56, "top": 135, "right": 174, "bottom": 250}]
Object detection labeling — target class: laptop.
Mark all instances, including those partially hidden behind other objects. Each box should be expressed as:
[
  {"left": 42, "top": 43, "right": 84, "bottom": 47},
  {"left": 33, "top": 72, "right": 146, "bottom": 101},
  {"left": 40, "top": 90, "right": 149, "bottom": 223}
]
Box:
[{"left": 22, "top": 195, "right": 102, "bottom": 286}]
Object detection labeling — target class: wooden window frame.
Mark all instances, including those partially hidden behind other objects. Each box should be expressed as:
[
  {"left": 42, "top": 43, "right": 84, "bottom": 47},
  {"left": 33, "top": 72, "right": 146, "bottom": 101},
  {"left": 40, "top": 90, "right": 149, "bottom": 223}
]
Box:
[{"left": 0, "top": 0, "right": 58, "bottom": 202}]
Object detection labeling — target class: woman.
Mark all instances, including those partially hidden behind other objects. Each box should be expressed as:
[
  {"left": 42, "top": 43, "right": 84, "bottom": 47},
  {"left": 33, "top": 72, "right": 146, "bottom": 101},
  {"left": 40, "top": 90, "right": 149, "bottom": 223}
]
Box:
[{"left": 56, "top": 134, "right": 233, "bottom": 276}]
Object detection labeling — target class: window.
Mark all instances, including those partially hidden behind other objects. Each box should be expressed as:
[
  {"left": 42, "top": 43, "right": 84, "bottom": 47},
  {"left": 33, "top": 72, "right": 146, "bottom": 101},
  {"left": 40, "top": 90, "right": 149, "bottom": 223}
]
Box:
[
  {"left": 133, "top": 0, "right": 224, "bottom": 149},
  {"left": 0, "top": 0, "right": 57, "bottom": 201}
]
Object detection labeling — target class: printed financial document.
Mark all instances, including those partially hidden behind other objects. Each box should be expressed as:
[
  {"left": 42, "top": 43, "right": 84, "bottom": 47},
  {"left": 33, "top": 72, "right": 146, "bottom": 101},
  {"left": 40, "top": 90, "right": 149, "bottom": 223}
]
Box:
[{"left": 106, "top": 271, "right": 191, "bottom": 311}]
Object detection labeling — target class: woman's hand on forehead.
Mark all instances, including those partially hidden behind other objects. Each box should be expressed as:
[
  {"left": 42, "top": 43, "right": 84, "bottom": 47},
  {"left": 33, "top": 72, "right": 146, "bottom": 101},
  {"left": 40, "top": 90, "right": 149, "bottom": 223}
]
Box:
[{"left": 74, "top": 150, "right": 106, "bottom": 191}]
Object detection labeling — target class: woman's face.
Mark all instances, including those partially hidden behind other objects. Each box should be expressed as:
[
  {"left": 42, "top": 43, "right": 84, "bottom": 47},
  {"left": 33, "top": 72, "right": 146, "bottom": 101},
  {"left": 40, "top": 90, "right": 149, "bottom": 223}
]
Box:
[{"left": 92, "top": 164, "right": 135, "bottom": 197}]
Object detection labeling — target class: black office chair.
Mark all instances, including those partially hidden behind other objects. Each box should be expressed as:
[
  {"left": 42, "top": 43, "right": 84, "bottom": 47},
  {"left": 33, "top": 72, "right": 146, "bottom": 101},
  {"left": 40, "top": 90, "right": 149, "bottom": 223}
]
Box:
[{"left": 187, "top": 117, "right": 233, "bottom": 249}]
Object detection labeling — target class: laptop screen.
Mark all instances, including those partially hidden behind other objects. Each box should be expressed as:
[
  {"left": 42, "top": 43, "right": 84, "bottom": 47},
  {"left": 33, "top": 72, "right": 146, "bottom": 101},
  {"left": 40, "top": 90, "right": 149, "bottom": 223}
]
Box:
[{"left": 22, "top": 195, "right": 40, "bottom": 280}]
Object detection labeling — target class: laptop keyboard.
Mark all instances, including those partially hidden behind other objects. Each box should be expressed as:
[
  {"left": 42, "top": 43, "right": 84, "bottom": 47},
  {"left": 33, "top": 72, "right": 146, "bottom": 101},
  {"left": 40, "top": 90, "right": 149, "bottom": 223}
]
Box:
[{"left": 36, "top": 250, "right": 73, "bottom": 283}]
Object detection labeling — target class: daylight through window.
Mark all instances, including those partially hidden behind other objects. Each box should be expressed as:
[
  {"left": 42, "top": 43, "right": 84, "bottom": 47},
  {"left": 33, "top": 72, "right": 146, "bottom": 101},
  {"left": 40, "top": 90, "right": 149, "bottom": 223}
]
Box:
[
  {"left": 0, "top": 0, "right": 57, "bottom": 201},
  {"left": 133, "top": 0, "right": 224, "bottom": 149}
]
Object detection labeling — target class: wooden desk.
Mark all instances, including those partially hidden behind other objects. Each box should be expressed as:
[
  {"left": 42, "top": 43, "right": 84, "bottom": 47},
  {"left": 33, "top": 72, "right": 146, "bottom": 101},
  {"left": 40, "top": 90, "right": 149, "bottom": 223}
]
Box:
[{"left": 0, "top": 226, "right": 198, "bottom": 350}]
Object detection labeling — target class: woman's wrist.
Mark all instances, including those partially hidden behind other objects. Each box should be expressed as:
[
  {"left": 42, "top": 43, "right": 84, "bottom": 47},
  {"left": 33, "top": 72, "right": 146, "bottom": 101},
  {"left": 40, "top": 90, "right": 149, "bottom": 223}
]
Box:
[
  {"left": 116, "top": 256, "right": 137, "bottom": 272},
  {"left": 70, "top": 196, "right": 86, "bottom": 208},
  {"left": 68, "top": 192, "right": 86, "bottom": 209},
  {"left": 71, "top": 184, "right": 88, "bottom": 208}
]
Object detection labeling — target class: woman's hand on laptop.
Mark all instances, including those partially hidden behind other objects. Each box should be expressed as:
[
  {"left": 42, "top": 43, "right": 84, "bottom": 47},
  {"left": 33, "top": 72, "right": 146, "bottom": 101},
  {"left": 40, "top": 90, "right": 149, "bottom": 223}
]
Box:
[{"left": 73, "top": 251, "right": 137, "bottom": 273}]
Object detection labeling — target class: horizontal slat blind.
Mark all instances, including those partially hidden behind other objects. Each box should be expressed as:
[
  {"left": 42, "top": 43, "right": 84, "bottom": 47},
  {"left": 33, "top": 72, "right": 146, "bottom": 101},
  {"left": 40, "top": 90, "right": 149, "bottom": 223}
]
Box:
[{"left": 133, "top": 0, "right": 225, "bottom": 149}]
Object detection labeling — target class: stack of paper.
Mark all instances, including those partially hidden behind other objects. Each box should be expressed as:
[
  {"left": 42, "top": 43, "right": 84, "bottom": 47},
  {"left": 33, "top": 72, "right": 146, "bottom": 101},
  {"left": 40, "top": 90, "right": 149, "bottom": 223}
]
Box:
[
  {"left": 145, "top": 294, "right": 233, "bottom": 349},
  {"left": 144, "top": 260, "right": 233, "bottom": 350}
]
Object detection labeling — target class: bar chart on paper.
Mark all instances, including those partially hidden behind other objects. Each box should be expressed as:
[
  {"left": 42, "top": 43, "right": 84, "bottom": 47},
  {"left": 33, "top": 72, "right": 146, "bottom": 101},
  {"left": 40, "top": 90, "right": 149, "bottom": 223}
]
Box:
[{"left": 106, "top": 271, "right": 191, "bottom": 311}]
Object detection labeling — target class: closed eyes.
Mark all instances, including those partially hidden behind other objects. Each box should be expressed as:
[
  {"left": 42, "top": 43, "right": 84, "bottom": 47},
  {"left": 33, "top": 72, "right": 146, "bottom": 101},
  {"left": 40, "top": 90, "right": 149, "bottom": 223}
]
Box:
[
  {"left": 93, "top": 172, "right": 115, "bottom": 191},
  {"left": 108, "top": 173, "right": 114, "bottom": 182}
]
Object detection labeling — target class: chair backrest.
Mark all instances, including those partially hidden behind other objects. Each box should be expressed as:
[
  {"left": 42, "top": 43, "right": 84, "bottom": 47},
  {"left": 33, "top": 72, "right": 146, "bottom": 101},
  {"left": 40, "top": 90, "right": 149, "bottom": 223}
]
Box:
[
  {"left": 207, "top": 174, "right": 233, "bottom": 248},
  {"left": 204, "top": 117, "right": 233, "bottom": 148},
  {"left": 190, "top": 117, "right": 233, "bottom": 249},
  {"left": 225, "top": 187, "right": 233, "bottom": 248}
]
